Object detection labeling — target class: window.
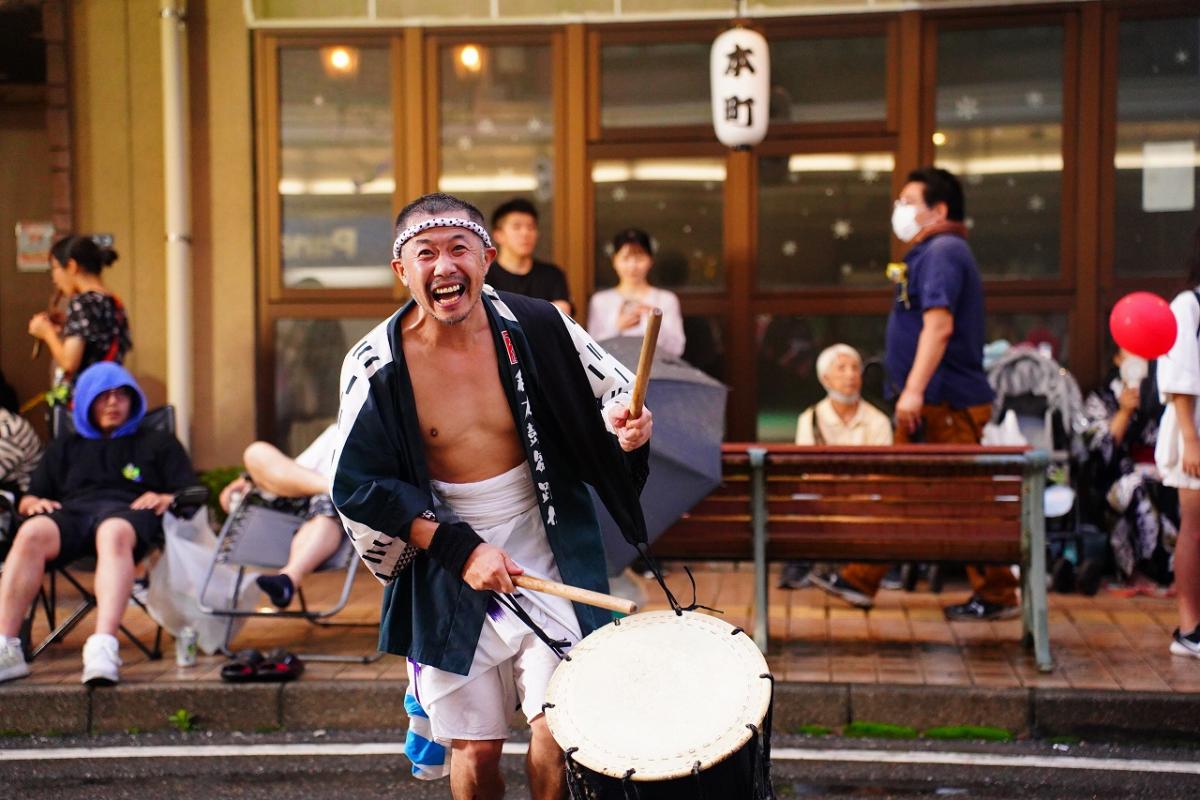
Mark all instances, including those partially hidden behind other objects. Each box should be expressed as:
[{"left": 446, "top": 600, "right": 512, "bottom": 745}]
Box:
[
  {"left": 600, "top": 41, "right": 711, "bottom": 129},
  {"left": 769, "top": 35, "right": 888, "bottom": 124},
  {"left": 278, "top": 46, "right": 395, "bottom": 289},
  {"left": 757, "top": 151, "right": 894, "bottom": 288},
  {"left": 438, "top": 42, "right": 556, "bottom": 256},
  {"left": 935, "top": 25, "right": 1064, "bottom": 279},
  {"left": 592, "top": 157, "right": 725, "bottom": 290},
  {"left": 273, "top": 317, "right": 377, "bottom": 453},
  {"left": 1113, "top": 16, "right": 1200, "bottom": 278}
]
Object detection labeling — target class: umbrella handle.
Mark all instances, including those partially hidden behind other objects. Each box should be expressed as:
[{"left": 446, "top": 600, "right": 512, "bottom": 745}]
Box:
[
  {"left": 513, "top": 575, "right": 638, "bottom": 615},
  {"left": 628, "top": 308, "right": 661, "bottom": 420}
]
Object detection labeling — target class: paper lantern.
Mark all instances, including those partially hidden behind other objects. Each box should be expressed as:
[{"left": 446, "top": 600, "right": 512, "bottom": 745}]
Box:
[
  {"left": 710, "top": 26, "right": 770, "bottom": 149},
  {"left": 1109, "top": 291, "right": 1178, "bottom": 360}
]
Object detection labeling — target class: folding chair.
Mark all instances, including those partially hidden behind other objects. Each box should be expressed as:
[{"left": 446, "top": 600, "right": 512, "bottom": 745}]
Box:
[
  {"left": 19, "top": 404, "right": 207, "bottom": 661},
  {"left": 197, "top": 487, "right": 378, "bottom": 663}
]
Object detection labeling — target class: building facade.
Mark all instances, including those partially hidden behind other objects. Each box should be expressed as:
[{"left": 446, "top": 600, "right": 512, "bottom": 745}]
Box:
[{"left": 0, "top": 0, "right": 1197, "bottom": 465}]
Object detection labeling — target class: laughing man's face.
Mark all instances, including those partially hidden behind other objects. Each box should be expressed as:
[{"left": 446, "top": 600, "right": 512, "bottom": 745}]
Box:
[{"left": 392, "top": 212, "right": 496, "bottom": 326}]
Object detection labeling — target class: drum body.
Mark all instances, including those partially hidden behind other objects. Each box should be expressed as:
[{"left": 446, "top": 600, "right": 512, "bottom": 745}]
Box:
[{"left": 544, "top": 610, "right": 774, "bottom": 799}]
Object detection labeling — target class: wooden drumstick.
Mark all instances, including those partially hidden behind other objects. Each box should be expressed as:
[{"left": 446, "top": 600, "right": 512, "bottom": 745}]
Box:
[
  {"left": 514, "top": 575, "right": 638, "bottom": 615},
  {"left": 628, "top": 307, "right": 661, "bottom": 420}
]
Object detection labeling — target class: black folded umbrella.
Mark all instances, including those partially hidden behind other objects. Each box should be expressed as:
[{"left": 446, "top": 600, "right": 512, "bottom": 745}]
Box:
[{"left": 589, "top": 337, "right": 727, "bottom": 575}]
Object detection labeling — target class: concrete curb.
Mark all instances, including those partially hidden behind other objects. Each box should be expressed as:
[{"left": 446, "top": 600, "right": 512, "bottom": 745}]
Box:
[{"left": 2, "top": 680, "right": 1199, "bottom": 742}]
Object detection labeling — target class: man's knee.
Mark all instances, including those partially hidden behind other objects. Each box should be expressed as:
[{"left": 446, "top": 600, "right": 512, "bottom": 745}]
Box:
[
  {"left": 453, "top": 739, "right": 505, "bottom": 772},
  {"left": 243, "top": 441, "right": 282, "bottom": 475},
  {"left": 95, "top": 518, "right": 137, "bottom": 553},
  {"left": 12, "top": 517, "right": 60, "bottom": 559}
]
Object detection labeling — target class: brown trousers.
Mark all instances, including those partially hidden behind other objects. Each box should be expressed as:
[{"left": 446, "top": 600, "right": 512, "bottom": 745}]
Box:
[{"left": 839, "top": 402, "right": 1020, "bottom": 606}]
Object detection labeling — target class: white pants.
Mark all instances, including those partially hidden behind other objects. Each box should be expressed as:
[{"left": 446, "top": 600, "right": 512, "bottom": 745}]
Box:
[{"left": 411, "top": 464, "right": 580, "bottom": 742}]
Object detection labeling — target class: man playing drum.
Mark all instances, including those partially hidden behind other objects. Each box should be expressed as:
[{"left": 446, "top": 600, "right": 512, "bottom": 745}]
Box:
[{"left": 331, "top": 193, "right": 653, "bottom": 799}]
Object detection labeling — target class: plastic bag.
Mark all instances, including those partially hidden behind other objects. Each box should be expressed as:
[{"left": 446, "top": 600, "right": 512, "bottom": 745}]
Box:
[
  {"left": 980, "top": 409, "right": 1028, "bottom": 446},
  {"left": 146, "top": 509, "right": 260, "bottom": 655}
]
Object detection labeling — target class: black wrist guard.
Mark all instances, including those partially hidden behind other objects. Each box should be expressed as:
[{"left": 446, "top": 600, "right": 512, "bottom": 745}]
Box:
[{"left": 426, "top": 520, "right": 485, "bottom": 577}]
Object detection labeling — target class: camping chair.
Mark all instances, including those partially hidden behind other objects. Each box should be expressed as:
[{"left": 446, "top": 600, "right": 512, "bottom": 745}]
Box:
[
  {"left": 197, "top": 487, "right": 378, "bottom": 663},
  {"left": 19, "top": 404, "right": 207, "bottom": 661}
]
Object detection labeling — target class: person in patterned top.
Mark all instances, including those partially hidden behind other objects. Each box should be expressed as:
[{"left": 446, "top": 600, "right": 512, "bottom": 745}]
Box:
[{"left": 27, "top": 235, "right": 132, "bottom": 403}]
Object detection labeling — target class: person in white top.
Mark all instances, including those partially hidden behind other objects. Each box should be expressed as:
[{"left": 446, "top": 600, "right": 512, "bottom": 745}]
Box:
[
  {"left": 587, "top": 228, "right": 686, "bottom": 360},
  {"left": 795, "top": 344, "right": 893, "bottom": 446},
  {"left": 1155, "top": 227, "right": 1200, "bottom": 659},
  {"left": 784, "top": 344, "right": 892, "bottom": 592},
  {"left": 219, "top": 425, "right": 344, "bottom": 609}
]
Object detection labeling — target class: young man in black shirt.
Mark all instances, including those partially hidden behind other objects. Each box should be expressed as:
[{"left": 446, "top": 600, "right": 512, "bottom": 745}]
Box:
[
  {"left": 0, "top": 362, "right": 195, "bottom": 686},
  {"left": 487, "top": 198, "right": 572, "bottom": 315}
]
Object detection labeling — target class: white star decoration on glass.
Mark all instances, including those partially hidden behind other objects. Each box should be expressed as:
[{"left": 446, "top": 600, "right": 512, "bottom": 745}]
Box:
[
  {"left": 527, "top": 117, "right": 544, "bottom": 133},
  {"left": 964, "top": 217, "right": 975, "bottom": 230},
  {"left": 955, "top": 95, "right": 980, "bottom": 121},
  {"left": 477, "top": 118, "right": 497, "bottom": 135},
  {"left": 832, "top": 219, "right": 853, "bottom": 240},
  {"left": 1176, "top": 49, "right": 1190, "bottom": 66},
  {"left": 1025, "top": 91, "right": 1044, "bottom": 108},
  {"left": 611, "top": 186, "right": 627, "bottom": 202},
  {"left": 457, "top": 135, "right": 473, "bottom": 151},
  {"left": 781, "top": 240, "right": 798, "bottom": 256},
  {"left": 840, "top": 263, "right": 853, "bottom": 276},
  {"left": 1028, "top": 194, "right": 1045, "bottom": 212},
  {"left": 860, "top": 169, "right": 880, "bottom": 184}
]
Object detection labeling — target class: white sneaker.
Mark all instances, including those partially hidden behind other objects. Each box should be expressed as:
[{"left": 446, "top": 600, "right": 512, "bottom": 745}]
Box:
[
  {"left": 1170, "top": 627, "right": 1200, "bottom": 659},
  {"left": 0, "top": 637, "right": 30, "bottom": 684},
  {"left": 81, "top": 633, "right": 121, "bottom": 686}
]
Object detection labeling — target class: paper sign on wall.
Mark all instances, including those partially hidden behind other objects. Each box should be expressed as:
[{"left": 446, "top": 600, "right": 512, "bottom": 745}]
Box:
[
  {"left": 1142, "top": 141, "right": 1195, "bottom": 213},
  {"left": 15, "top": 221, "right": 56, "bottom": 272}
]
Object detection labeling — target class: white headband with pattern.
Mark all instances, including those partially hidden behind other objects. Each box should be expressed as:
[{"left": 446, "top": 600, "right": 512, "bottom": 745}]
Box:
[{"left": 392, "top": 217, "right": 493, "bottom": 259}]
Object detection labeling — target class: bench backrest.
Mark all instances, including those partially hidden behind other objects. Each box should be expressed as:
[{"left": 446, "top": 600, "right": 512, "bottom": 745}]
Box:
[{"left": 653, "top": 444, "right": 1038, "bottom": 564}]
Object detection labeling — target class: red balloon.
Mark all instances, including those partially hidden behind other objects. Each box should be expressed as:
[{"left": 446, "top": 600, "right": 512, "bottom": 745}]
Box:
[{"left": 1109, "top": 291, "right": 1177, "bottom": 359}]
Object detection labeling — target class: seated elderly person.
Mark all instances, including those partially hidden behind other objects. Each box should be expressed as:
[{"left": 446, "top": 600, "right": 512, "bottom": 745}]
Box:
[
  {"left": 780, "top": 344, "right": 892, "bottom": 589},
  {"left": 219, "top": 425, "right": 344, "bottom": 609},
  {"left": 0, "top": 363, "right": 195, "bottom": 686}
]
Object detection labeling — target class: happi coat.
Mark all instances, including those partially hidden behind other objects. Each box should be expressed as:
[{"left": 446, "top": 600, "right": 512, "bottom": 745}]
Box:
[{"left": 331, "top": 287, "right": 649, "bottom": 675}]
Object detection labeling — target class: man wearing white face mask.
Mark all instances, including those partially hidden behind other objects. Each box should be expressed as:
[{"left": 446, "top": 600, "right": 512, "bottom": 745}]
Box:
[{"left": 878, "top": 167, "right": 1015, "bottom": 622}]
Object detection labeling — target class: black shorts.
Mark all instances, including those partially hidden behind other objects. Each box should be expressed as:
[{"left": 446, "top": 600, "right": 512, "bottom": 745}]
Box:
[{"left": 42, "top": 500, "right": 163, "bottom": 568}]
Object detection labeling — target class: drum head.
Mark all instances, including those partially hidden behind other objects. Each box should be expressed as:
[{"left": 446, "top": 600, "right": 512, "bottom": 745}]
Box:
[{"left": 544, "top": 610, "right": 771, "bottom": 781}]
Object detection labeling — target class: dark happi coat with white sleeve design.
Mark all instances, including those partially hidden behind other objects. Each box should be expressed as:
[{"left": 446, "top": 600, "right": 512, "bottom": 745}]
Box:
[{"left": 330, "top": 287, "right": 649, "bottom": 676}]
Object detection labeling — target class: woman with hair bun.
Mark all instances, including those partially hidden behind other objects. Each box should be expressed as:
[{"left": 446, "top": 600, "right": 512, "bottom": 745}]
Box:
[{"left": 27, "top": 235, "right": 132, "bottom": 402}]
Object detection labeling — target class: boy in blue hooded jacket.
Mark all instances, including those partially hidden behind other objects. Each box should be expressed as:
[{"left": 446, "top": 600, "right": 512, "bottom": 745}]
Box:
[{"left": 0, "top": 362, "right": 195, "bottom": 686}]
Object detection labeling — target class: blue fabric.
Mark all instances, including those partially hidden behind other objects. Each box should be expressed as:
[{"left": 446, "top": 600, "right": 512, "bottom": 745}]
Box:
[
  {"left": 403, "top": 687, "right": 447, "bottom": 780},
  {"left": 884, "top": 234, "right": 994, "bottom": 408},
  {"left": 71, "top": 362, "right": 146, "bottom": 440}
]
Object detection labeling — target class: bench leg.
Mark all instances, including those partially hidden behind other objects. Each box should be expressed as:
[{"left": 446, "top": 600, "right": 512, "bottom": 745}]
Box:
[
  {"left": 750, "top": 448, "right": 768, "bottom": 653},
  {"left": 1021, "top": 453, "right": 1053, "bottom": 673}
]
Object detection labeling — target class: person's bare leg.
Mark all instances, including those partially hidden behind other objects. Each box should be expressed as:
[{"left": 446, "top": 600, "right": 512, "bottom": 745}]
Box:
[
  {"left": 450, "top": 738, "right": 505, "bottom": 800},
  {"left": 243, "top": 441, "right": 328, "bottom": 498},
  {"left": 279, "top": 516, "right": 344, "bottom": 587},
  {"left": 1176, "top": 488, "right": 1200, "bottom": 633},
  {"left": 527, "top": 713, "right": 566, "bottom": 800},
  {"left": 92, "top": 518, "right": 137, "bottom": 637},
  {"left": 0, "top": 518, "right": 60, "bottom": 637}
]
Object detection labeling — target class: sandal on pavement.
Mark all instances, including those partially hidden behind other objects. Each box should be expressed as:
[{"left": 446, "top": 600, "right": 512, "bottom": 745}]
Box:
[
  {"left": 255, "top": 649, "right": 304, "bottom": 682},
  {"left": 219, "top": 649, "right": 264, "bottom": 683}
]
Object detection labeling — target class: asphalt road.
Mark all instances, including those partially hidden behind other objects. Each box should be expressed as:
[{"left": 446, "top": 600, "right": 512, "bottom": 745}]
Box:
[{"left": 4, "top": 730, "right": 1200, "bottom": 799}]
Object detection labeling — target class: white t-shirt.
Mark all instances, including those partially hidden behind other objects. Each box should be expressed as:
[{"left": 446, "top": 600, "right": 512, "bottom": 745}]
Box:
[
  {"left": 586, "top": 287, "right": 687, "bottom": 359},
  {"left": 1155, "top": 289, "right": 1200, "bottom": 489},
  {"left": 295, "top": 424, "right": 338, "bottom": 481}
]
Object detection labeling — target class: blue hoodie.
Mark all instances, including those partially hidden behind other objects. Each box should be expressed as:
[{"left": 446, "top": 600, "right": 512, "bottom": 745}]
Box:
[
  {"left": 27, "top": 363, "right": 193, "bottom": 506},
  {"left": 72, "top": 362, "right": 146, "bottom": 439}
]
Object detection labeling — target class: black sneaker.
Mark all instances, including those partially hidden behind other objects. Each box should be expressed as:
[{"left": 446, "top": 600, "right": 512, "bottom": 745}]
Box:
[
  {"left": 1170, "top": 626, "right": 1200, "bottom": 658},
  {"left": 778, "top": 561, "right": 812, "bottom": 590},
  {"left": 943, "top": 596, "right": 1019, "bottom": 621},
  {"left": 810, "top": 572, "right": 874, "bottom": 609}
]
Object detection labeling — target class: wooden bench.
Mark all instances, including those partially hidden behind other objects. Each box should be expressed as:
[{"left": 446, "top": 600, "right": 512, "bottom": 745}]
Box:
[{"left": 653, "top": 444, "right": 1052, "bottom": 672}]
